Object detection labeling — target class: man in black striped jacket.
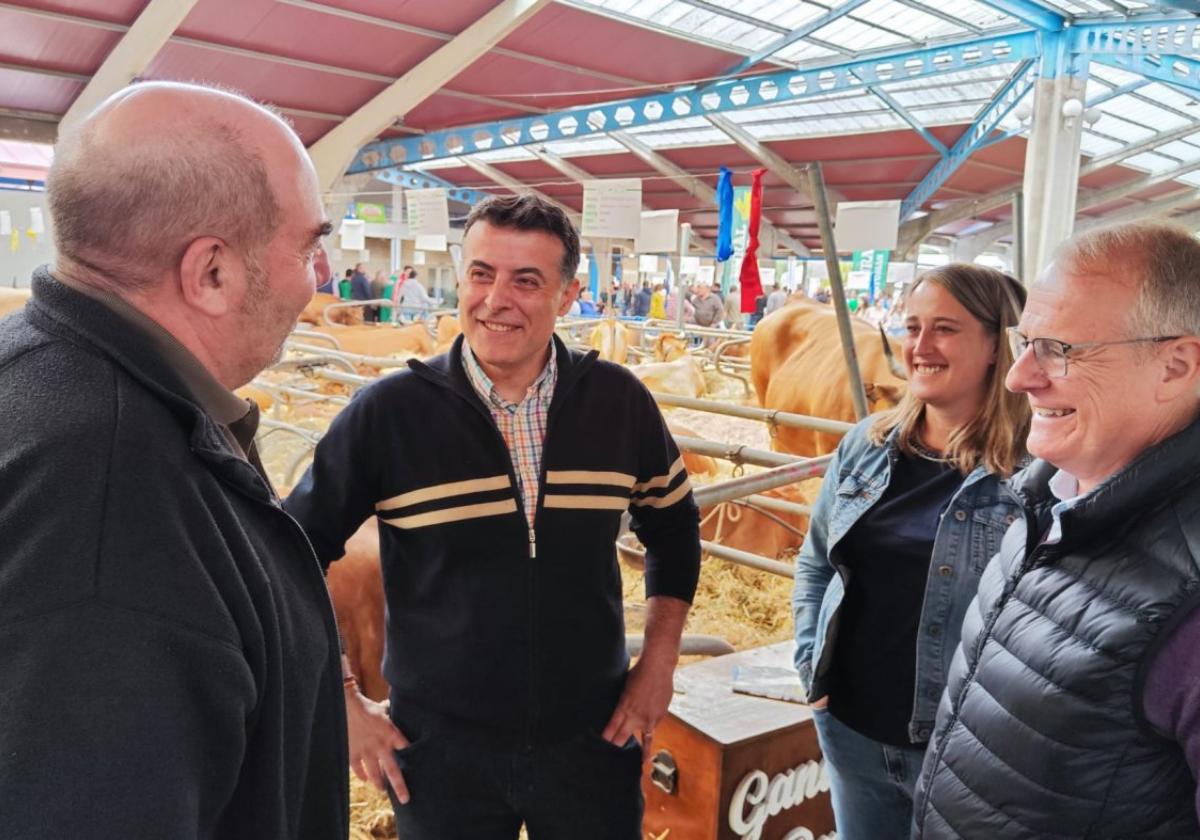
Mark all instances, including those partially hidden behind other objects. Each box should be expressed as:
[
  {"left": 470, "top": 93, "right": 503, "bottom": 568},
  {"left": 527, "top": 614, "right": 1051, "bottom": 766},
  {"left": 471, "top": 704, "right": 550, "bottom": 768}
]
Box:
[{"left": 285, "top": 194, "right": 701, "bottom": 839}]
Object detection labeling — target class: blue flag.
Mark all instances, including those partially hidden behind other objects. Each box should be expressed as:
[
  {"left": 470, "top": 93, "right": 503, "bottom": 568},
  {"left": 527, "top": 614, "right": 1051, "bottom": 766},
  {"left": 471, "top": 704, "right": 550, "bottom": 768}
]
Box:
[{"left": 716, "top": 166, "right": 734, "bottom": 262}]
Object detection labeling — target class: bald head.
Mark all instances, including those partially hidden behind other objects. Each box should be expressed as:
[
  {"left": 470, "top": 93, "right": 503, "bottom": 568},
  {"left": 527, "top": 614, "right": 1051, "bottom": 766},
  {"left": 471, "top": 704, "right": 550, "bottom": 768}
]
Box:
[{"left": 49, "top": 82, "right": 306, "bottom": 292}]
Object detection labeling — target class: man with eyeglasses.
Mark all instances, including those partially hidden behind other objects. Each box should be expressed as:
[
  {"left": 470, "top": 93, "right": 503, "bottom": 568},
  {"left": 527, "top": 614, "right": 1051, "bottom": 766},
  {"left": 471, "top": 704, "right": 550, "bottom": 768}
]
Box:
[{"left": 913, "top": 220, "right": 1200, "bottom": 838}]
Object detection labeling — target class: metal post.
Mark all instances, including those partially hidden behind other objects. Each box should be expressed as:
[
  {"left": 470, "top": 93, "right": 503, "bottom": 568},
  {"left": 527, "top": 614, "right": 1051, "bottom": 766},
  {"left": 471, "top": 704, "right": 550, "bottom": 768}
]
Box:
[
  {"left": 1012, "top": 190, "right": 1025, "bottom": 285},
  {"left": 676, "top": 223, "right": 692, "bottom": 331},
  {"left": 805, "top": 162, "right": 870, "bottom": 420}
]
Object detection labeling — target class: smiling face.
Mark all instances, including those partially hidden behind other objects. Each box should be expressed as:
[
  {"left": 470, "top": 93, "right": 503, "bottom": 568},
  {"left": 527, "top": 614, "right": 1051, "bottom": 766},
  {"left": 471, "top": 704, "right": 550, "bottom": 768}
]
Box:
[
  {"left": 1005, "top": 267, "right": 1172, "bottom": 492},
  {"left": 459, "top": 220, "right": 579, "bottom": 392},
  {"left": 903, "top": 279, "right": 998, "bottom": 422}
]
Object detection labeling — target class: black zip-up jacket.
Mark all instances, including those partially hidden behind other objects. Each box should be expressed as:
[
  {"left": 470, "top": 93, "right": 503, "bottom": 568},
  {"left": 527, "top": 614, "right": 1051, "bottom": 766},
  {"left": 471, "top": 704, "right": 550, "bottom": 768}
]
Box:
[
  {"left": 285, "top": 335, "right": 701, "bottom": 745},
  {"left": 0, "top": 272, "right": 349, "bottom": 840}
]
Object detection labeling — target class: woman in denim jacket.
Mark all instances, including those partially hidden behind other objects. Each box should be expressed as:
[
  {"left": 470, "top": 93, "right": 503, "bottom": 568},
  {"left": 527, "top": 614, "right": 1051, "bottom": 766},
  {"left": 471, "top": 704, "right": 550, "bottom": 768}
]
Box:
[{"left": 792, "top": 264, "right": 1029, "bottom": 839}]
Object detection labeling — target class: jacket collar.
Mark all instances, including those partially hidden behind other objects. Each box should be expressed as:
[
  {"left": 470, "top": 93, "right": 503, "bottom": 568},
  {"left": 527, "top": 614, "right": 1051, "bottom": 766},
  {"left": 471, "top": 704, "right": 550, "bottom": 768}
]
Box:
[
  {"left": 408, "top": 333, "right": 598, "bottom": 412},
  {"left": 25, "top": 268, "right": 273, "bottom": 502}
]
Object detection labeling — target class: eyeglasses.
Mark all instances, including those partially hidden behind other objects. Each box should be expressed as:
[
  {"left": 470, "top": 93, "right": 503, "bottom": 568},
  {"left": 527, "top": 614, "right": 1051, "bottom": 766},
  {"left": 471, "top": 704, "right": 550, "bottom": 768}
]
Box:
[{"left": 1006, "top": 327, "right": 1181, "bottom": 379}]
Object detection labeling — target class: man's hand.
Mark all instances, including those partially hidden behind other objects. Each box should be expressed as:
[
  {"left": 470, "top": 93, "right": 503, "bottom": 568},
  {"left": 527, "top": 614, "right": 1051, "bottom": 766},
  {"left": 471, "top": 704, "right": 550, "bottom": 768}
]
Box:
[
  {"left": 345, "top": 688, "right": 412, "bottom": 803},
  {"left": 601, "top": 652, "right": 676, "bottom": 755},
  {"left": 601, "top": 595, "right": 690, "bottom": 756}
]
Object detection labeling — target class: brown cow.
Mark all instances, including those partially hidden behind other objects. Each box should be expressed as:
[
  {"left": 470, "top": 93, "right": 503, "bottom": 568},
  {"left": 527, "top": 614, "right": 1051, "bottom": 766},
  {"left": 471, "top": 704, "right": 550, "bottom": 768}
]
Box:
[
  {"left": 435, "top": 314, "right": 461, "bottom": 351},
  {"left": 751, "top": 302, "right": 904, "bottom": 457},
  {"left": 304, "top": 323, "right": 435, "bottom": 357},
  {"left": 629, "top": 356, "right": 706, "bottom": 400},
  {"left": 298, "top": 292, "right": 362, "bottom": 326},
  {"left": 323, "top": 519, "right": 388, "bottom": 701},
  {"left": 0, "top": 287, "right": 31, "bottom": 319},
  {"left": 699, "top": 483, "right": 812, "bottom": 560}
]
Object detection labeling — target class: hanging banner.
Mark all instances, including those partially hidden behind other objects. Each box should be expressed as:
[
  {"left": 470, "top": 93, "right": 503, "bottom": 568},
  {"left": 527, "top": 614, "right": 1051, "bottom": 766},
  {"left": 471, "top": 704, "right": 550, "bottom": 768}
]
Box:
[
  {"left": 638, "top": 254, "right": 659, "bottom": 274},
  {"left": 406, "top": 188, "right": 451, "bottom": 237},
  {"left": 635, "top": 209, "right": 679, "bottom": 253},
  {"left": 339, "top": 218, "right": 365, "bottom": 251},
  {"left": 355, "top": 202, "right": 388, "bottom": 223},
  {"left": 716, "top": 167, "right": 734, "bottom": 262},
  {"left": 415, "top": 233, "right": 447, "bottom": 252},
  {"left": 836, "top": 200, "right": 901, "bottom": 252},
  {"left": 0, "top": 211, "right": 10, "bottom": 235},
  {"left": 852, "top": 249, "right": 891, "bottom": 302},
  {"left": 581, "top": 179, "right": 642, "bottom": 239},
  {"left": 737, "top": 169, "right": 767, "bottom": 314}
]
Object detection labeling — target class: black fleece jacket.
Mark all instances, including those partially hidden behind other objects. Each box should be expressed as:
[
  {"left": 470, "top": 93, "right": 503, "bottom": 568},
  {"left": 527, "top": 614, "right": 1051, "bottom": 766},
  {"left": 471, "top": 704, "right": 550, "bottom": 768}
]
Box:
[
  {"left": 0, "top": 271, "right": 348, "bottom": 840},
  {"left": 285, "top": 335, "right": 701, "bottom": 746}
]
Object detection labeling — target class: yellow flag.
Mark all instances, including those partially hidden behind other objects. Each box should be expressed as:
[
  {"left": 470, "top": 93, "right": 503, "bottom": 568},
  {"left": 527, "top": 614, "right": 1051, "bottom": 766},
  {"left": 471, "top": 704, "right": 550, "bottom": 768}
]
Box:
[
  {"left": 25, "top": 228, "right": 37, "bottom": 245},
  {"left": 9, "top": 228, "right": 17, "bottom": 253}
]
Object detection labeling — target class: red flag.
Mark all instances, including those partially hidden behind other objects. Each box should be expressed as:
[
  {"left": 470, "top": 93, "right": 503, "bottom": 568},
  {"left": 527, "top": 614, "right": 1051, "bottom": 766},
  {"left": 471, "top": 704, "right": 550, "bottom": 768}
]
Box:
[{"left": 739, "top": 168, "right": 767, "bottom": 314}]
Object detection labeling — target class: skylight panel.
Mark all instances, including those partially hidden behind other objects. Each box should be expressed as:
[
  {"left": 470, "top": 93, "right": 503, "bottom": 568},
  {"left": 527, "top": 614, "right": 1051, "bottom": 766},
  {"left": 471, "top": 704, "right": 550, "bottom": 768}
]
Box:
[
  {"left": 815, "top": 15, "right": 911, "bottom": 52},
  {"left": 1123, "top": 151, "right": 1183, "bottom": 173}
]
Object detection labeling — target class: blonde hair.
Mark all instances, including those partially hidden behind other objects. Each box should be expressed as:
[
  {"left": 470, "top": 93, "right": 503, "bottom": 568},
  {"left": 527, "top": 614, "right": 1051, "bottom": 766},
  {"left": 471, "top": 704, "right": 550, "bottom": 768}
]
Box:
[{"left": 868, "top": 263, "right": 1030, "bottom": 477}]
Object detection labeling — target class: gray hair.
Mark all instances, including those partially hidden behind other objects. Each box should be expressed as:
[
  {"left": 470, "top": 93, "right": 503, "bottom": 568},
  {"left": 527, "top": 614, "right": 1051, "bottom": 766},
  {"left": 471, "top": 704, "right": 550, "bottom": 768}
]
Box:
[
  {"left": 1056, "top": 220, "right": 1200, "bottom": 339},
  {"left": 48, "top": 102, "right": 279, "bottom": 292}
]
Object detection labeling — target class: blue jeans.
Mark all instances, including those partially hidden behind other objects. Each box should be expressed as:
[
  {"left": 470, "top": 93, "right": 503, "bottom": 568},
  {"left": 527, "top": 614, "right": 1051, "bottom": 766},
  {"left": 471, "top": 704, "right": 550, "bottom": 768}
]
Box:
[
  {"left": 811, "top": 706, "right": 927, "bottom": 840},
  {"left": 387, "top": 704, "right": 644, "bottom": 840}
]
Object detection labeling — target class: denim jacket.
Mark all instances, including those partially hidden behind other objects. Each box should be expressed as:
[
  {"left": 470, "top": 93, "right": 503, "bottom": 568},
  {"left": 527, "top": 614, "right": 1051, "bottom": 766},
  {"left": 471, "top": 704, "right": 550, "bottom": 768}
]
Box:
[{"left": 791, "top": 418, "right": 1020, "bottom": 743}]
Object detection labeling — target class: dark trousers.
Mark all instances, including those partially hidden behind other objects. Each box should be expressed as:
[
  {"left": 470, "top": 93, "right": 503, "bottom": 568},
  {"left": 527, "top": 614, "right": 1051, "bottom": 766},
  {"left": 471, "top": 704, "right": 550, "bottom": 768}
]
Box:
[{"left": 388, "top": 705, "right": 644, "bottom": 840}]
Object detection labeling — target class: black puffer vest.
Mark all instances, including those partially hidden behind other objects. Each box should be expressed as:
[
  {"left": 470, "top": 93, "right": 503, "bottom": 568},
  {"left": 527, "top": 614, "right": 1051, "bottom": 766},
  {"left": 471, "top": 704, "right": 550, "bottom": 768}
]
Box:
[{"left": 913, "top": 418, "right": 1200, "bottom": 839}]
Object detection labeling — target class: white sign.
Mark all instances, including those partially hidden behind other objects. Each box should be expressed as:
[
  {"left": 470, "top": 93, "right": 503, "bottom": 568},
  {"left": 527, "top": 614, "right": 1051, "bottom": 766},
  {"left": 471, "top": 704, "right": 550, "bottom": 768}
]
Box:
[
  {"left": 413, "top": 251, "right": 427, "bottom": 265},
  {"left": 415, "top": 234, "right": 447, "bottom": 252},
  {"left": 638, "top": 254, "right": 659, "bottom": 273},
  {"left": 680, "top": 256, "right": 701, "bottom": 276},
  {"left": 577, "top": 254, "right": 590, "bottom": 275},
  {"left": 835, "top": 199, "right": 901, "bottom": 252},
  {"left": 0, "top": 211, "right": 9, "bottom": 235},
  {"left": 359, "top": 249, "right": 370, "bottom": 262},
  {"left": 29, "top": 207, "right": 44, "bottom": 235},
  {"left": 635, "top": 208, "right": 679, "bottom": 253},
  {"left": 728, "top": 759, "right": 832, "bottom": 840},
  {"left": 696, "top": 264, "right": 715, "bottom": 284},
  {"left": 889, "top": 261, "right": 917, "bottom": 287},
  {"left": 582, "top": 178, "right": 642, "bottom": 239},
  {"left": 406, "top": 188, "right": 450, "bottom": 237},
  {"left": 760, "top": 267, "right": 776, "bottom": 287},
  {"left": 339, "top": 218, "right": 365, "bottom": 251}
]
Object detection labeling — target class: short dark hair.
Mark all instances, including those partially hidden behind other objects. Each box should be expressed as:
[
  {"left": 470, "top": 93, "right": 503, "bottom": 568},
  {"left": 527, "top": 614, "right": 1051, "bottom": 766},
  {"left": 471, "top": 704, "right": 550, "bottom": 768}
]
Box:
[{"left": 463, "top": 194, "right": 580, "bottom": 284}]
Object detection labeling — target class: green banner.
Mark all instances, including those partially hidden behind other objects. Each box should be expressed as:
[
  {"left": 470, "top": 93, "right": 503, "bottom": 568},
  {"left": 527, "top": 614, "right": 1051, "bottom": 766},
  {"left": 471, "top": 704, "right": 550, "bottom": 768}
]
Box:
[{"left": 354, "top": 202, "right": 388, "bottom": 223}]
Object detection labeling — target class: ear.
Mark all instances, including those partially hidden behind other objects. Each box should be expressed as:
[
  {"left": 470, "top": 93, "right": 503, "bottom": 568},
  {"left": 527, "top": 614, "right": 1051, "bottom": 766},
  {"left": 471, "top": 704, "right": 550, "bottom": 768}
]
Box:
[
  {"left": 1156, "top": 337, "right": 1200, "bottom": 401},
  {"left": 178, "top": 236, "right": 241, "bottom": 317},
  {"left": 864, "top": 382, "right": 904, "bottom": 406},
  {"left": 557, "top": 278, "right": 581, "bottom": 316}
]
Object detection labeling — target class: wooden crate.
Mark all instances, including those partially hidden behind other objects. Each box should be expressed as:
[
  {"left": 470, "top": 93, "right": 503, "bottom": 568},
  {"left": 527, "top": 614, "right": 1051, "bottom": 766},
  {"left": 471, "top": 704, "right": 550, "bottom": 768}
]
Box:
[{"left": 642, "top": 642, "right": 835, "bottom": 840}]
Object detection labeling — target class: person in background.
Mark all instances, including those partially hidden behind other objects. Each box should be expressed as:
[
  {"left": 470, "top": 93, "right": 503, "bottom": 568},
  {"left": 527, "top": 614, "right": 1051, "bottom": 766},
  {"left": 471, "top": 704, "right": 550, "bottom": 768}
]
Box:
[
  {"left": 392, "top": 266, "right": 434, "bottom": 323},
  {"left": 633, "top": 282, "right": 652, "bottom": 318},
  {"left": 915, "top": 221, "right": 1200, "bottom": 838},
  {"left": 793, "top": 263, "right": 1029, "bottom": 839},
  {"left": 367, "top": 269, "right": 388, "bottom": 323},
  {"left": 691, "top": 282, "right": 723, "bottom": 328},
  {"left": 664, "top": 286, "right": 694, "bottom": 324},
  {"left": 578, "top": 288, "right": 599, "bottom": 317},
  {"left": 350, "top": 262, "right": 374, "bottom": 321},
  {"left": 724, "top": 283, "right": 742, "bottom": 329},
  {"left": 750, "top": 290, "right": 768, "bottom": 327},
  {"left": 649, "top": 284, "right": 666, "bottom": 320},
  {"left": 0, "top": 80, "right": 347, "bottom": 839},
  {"left": 765, "top": 283, "right": 788, "bottom": 316}
]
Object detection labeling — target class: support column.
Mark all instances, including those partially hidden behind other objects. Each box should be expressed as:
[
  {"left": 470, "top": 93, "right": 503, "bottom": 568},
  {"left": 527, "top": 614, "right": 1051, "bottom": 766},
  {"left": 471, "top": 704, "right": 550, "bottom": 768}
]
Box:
[{"left": 1021, "top": 36, "right": 1087, "bottom": 283}]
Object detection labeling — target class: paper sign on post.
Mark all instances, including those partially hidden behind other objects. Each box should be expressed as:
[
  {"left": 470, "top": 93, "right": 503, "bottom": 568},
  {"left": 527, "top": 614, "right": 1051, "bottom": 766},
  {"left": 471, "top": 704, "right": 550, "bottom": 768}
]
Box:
[
  {"left": 0, "top": 211, "right": 10, "bottom": 235},
  {"left": 415, "top": 234, "right": 447, "bottom": 252},
  {"left": 577, "top": 255, "right": 590, "bottom": 275},
  {"left": 638, "top": 255, "right": 659, "bottom": 273},
  {"left": 835, "top": 200, "right": 901, "bottom": 252},
  {"left": 582, "top": 179, "right": 642, "bottom": 239},
  {"left": 680, "top": 256, "right": 701, "bottom": 275},
  {"left": 414, "top": 251, "right": 426, "bottom": 265},
  {"left": 635, "top": 209, "right": 678, "bottom": 253},
  {"left": 696, "top": 264, "right": 715, "bottom": 284},
  {"left": 760, "top": 267, "right": 776, "bottom": 287},
  {"left": 339, "top": 218, "right": 366, "bottom": 251},
  {"left": 406, "top": 189, "right": 450, "bottom": 237},
  {"left": 29, "top": 207, "right": 44, "bottom": 235}
]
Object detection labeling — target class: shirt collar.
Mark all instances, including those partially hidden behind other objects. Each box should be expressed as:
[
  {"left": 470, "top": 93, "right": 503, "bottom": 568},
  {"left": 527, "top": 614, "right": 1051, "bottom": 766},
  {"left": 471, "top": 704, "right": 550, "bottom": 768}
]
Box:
[
  {"left": 54, "top": 274, "right": 251, "bottom": 428},
  {"left": 1049, "top": 469, "right": 1082, "bottom": 504},
  {"left": 461, "top": 339, "right": 557, "bottom": 411}
]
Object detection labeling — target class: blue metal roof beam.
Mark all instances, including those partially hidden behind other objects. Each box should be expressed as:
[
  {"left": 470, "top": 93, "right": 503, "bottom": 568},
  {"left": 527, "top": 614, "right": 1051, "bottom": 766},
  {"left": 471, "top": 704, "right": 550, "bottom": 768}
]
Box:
[
  {"left": 853, "top": 70, "right": 949, "bottom": 157},
  {"left": 973, "top": 0, "right": 1065, "bottom": 31},
  {"left": 374, "top": 167, "right": 492, "bottom": 206},
  {"left": 348, "top": 31, "right": 1042, "bottom": 174},
  {"left": 900, "top": 59, "right": 1038, "bottom": 220},
  {"left": 1089, "top": 51, "right": 1200, "bottom": 94},
  {"left": 719, "top": 0, "right": 874, "bottom": 80},
  {"left": 1069, "top": 16, "right": 1200, "bottom": 56}
]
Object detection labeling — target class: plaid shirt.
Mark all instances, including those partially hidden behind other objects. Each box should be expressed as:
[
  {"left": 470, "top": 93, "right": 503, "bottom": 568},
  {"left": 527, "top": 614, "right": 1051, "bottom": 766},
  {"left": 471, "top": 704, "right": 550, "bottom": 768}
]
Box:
[{"left": 462, "top": 341, "right": 557, "bottom": 530}]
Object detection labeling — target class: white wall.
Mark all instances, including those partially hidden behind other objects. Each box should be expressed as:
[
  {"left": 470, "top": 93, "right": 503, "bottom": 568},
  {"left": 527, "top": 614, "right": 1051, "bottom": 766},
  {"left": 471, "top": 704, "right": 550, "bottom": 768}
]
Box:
[{"left": 0, "top": 189, "right": 54, "bottom": 289}]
